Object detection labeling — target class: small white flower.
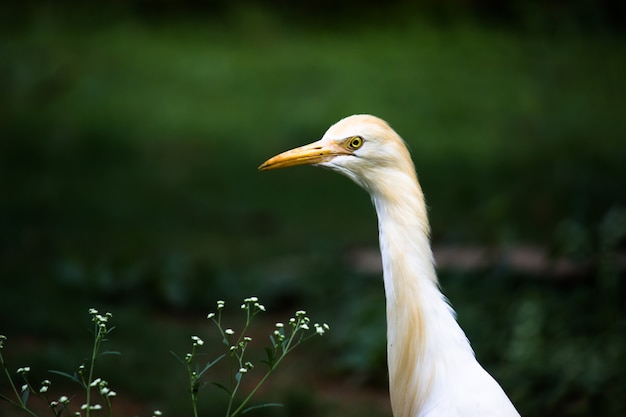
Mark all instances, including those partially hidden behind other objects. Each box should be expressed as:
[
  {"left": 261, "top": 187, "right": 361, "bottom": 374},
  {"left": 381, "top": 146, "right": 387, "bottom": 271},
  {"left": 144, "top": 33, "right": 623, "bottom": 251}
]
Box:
[
  {"left": 153, "top": 411, "right": 163, "bottom": 416},
  {"left": 50, "top": 401, "right": 59, "bottom": 407},
  {"left": 107, "top": 390, "right": 117, "bottom": 397},
  {"left": 90, "top": 404, "right": 102, "bottom": 410},
  {"left": 100, "top": 387, "right": 110, "bottom": 395},
  {"left": 40, "top": 385, "right": 49, "bottom": 393},
  {"left": 300, "top": 324, "right": 309, "bottom": 330},
  {"left": 191, "top": 335, "right": 204, "bottom": 346},
  {"left": 275, "top": 322, "right": 284, "bottom": 328},
  {"left": 244, "top": 336, "right": 252, "bottom": 342},
  {"left": 207, "top": 312, "right": 216, "bottom": 319},
  {"left": 249, "top": 296, "right": 258, "bottom": 302},
  {"left": 323, "top": 323, "right": 330, "bottom": 330},
  {"left": 316, "top": 327, "right": 325, "bottom": 335},
  {"left": 95, "top": 314, "right": 108, "bottom": 323},
  {"left": 295, "top": 310, "right": 306, "bottom": 317},
  {"left": 217, "top": 300, "right": 225, "bottom": 309},
  {"left": 81, "top": 404, "right": 88, "bottom": 410},
  {"left": 21, "top": 384, "right": 28, "bottom": 392},
  {"left": 88, "top": 308, "right": 98, "bottom": 315},
  {"left": 255, "top": 303, "right": 266, "bottom": 311},
  {"left": 225, "top": 328, "right": 235, "bottom": 335},
  {"left": 230, "top": 345, "right": 237, "bottom": 351},
  {"left": 241, "top": 303, "right": 246, "bottom": 309},
  {"left": 90, "top": 378, "right": 102, "bottom": 387},
  {"left": 59, "top": 396, "right": 69, "bottom": 403},
  {"left": 239, "top": 367, "right": 247, "bottom": 373},
  {"left": 17, "top": 366, "right": 30, "bottom": 374}
]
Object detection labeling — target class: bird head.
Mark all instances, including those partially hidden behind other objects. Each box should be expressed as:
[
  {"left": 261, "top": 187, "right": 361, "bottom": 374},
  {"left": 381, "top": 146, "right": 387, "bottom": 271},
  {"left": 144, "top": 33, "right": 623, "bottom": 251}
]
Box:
[{"left": 259, "top": 114, "right": 416, "bottom": 193}]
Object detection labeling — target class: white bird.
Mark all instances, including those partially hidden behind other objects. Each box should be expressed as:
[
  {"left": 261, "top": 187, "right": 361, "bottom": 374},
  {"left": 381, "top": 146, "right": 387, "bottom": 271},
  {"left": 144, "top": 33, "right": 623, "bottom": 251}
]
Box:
[{"left": 259, "top": 115, "right": 520, "bottom": 417}]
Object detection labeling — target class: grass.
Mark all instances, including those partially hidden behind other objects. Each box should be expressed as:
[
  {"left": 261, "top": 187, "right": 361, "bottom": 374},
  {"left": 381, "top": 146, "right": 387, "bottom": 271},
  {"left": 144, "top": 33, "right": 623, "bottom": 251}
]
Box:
[{"left": 1, "top": 6, "right": 625, "bottom": 417}]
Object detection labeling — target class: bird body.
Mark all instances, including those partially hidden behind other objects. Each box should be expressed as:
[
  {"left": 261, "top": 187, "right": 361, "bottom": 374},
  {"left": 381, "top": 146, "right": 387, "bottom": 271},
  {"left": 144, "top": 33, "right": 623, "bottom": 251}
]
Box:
[{"left": 260, "top": 115, "right": 520, "bottom": 417}]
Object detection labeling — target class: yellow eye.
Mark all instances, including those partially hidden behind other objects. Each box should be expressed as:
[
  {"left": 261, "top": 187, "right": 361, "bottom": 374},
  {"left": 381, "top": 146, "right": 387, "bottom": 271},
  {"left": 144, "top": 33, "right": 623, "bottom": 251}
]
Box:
[{"left": 348, "top": 136, "right": 364, "bottom": 150}]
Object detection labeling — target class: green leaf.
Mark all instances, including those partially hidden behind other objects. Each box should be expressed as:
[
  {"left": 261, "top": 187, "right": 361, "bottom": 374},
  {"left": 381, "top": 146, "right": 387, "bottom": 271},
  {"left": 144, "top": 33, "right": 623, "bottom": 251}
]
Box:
[
  {"left": 21, "top": 388, "right": 29, "bottom": 405},
  {"left": 99, "top": 350, "right": 121, "bottom": 356},
  {"left": 242, "top": 403, "right": 284, "bottom": 414},
  {"left": 263, "top": 347, "right": 275, "bottom": 367},
  {"left": 169, "top": 351, "right": 187, "bottom": 366},
  {"left": 211, "top": 382, "right": 231, "bottom": 396},
  {"left": 198, "top": 353, "right": 225, "bottom": 377},
  {"left": 48, "top": 370, "right": 81, "bottom": 384}
]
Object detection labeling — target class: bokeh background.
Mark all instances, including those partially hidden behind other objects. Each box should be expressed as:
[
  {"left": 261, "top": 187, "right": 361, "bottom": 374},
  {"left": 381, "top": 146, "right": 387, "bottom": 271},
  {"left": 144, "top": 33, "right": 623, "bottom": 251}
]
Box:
[{"left": 1, "top": 1, "right": 625, "bottom": 416}]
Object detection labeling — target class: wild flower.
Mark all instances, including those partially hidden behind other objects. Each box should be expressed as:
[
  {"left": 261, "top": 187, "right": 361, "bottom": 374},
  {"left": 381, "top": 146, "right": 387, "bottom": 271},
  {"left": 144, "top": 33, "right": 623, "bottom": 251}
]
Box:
[
  {"left": 39, "top": 385, "right": 49, "bottom": 394},
  {"left": 174, "top": 296, "right": 330, "bottom": 417},
  {"left": 1, "top": 299, "right": 329, "bottom": 417}
]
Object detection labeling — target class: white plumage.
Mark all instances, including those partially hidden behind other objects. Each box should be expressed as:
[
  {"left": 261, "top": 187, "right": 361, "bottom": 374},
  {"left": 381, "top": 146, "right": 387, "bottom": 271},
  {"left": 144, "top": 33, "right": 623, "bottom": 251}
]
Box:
[{"left": 260, "top": 114, "right": 520, "bottom": 417}]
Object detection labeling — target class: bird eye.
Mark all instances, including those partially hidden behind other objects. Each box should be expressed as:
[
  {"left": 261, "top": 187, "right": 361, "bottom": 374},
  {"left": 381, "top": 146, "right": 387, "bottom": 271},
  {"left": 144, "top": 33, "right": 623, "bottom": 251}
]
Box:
[{"left": 348, "top": 136, "right": 364, "bottom": 150}]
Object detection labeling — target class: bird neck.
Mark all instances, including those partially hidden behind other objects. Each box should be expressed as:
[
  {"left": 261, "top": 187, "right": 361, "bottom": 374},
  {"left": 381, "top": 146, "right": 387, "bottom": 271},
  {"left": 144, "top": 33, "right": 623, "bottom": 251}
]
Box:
[{"left": 371, "top": 169, "right": 473, "bottom": 417}]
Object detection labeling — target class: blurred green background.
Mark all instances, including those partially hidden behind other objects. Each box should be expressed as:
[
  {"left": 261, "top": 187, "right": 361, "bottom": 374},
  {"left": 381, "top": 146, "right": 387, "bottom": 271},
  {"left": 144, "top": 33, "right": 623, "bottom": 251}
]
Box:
[{"left": 1, "top": 1, "right": 625, "bottom": 416}]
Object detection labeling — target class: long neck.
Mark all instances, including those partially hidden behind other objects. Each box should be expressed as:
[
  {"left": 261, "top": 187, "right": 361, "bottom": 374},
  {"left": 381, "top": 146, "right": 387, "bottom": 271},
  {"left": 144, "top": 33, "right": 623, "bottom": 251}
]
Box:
[{"left": 370, "top": 168, "right": 472, "bottom": 417}]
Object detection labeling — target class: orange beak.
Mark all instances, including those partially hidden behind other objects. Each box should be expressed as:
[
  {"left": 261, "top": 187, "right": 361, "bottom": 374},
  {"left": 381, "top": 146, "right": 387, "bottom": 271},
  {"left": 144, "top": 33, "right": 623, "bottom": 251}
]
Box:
[{"left": 258, "top": 139, "right": 350, "bottom": 171}]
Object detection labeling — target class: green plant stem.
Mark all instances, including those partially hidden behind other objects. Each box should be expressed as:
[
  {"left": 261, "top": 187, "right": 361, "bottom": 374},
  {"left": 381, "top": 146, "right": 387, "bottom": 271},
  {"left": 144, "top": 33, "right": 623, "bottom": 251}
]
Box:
[
  {"left": 187, "top": 344, "right": 200, "bottom": 417},
  {"left": 85, "top": 324, "right": 103, "bottom": 417},
  {"left": 229, "top": 320, "right": 310, "bottom": 417},
  {"left": 229, "top": 339, "right": 254, "bottom": 416},
  {"left": 229, "top": 363, "right": 277, "bottom": 417},
  {"left": 0, "top": 353, "right": 38, "bottom": 417},
  {"left": 189, "top": 370, "right": 199, "bottom": 417}
]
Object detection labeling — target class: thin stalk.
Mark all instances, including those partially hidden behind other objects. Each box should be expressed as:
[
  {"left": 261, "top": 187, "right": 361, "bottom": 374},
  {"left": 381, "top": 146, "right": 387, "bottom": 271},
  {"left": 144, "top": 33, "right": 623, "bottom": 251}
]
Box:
[
  {"left": 0, "top": 353, "right": 38, "bottom": 417},
  {"left": 230, "top": 319, "right": 309, "bottom": 417},
  {"left": 187, "top": 344, "right": 200, "bottom": 417},
  {"left": 85, "top": 323, "right": 103, "bottom": 417}
]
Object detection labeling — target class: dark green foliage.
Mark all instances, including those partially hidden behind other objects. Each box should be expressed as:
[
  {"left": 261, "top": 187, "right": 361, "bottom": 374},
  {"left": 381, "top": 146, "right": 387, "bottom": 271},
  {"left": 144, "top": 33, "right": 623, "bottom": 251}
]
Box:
[{"left": 1, "top": 6, "right": 625, "bottom": 417}]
